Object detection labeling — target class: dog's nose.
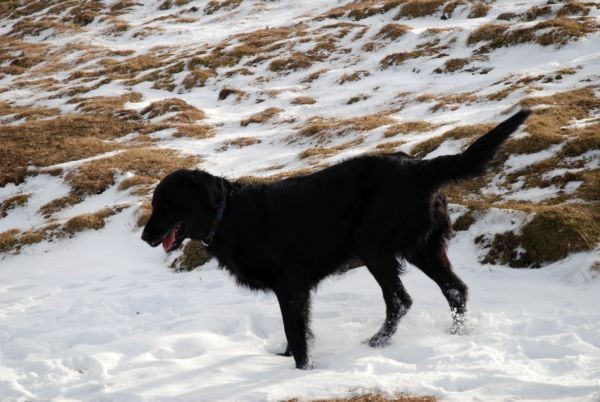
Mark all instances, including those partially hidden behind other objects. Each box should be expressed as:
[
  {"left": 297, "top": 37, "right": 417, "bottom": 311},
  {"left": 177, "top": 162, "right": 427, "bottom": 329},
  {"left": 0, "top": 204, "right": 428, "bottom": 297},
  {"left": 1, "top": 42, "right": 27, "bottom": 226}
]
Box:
[{"left": 141, "top": 228, "right": 151, "bottom": 243}]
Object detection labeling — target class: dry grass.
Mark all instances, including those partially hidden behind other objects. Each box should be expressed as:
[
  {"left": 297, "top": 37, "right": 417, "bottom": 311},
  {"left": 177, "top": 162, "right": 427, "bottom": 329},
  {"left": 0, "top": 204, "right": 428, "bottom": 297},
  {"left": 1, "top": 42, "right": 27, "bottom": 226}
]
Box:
[
  {"left": 182, "top": 67, "right": 216, "bottom": 89},
  {"left": 291, "top": 96, "right": 317, "bottom": 105},
  {"left": 174, "top": 124, "right": 215, "bottom": 139},
  {"left": 497, "top": 12, "right": 517, "bottom": 21},
  {"left": 321, "top": 0, "right": 401, "bottom": 21},
  {"left": 219, "top": 87, "right": 246, "bottom": 101},
  {"left": 141, "top": 98, "right": 205, "bottom": 123},
  {"left": 0, "top": 194, "right": 30, "bottom": 217},
  {"left": 283, "top": 393, "right": 437, "bottom": 402},
  {"left": 375, "top": 140, "right": 405, "bottom": 153},
  {"left": 298, "top": 114, "right": 394, "bottom": 143},
  {"left": 467, "top": 2, "right": 490, "bottom": 18},
  {"left": 479, "top": 204, "right": 600, "bottom": 268},
  {"left": 269, "top": 52, "right": 313, "bottom": 73},
  {"left": 376, "top": 23, "right": 410, "bottom": 40},
  {"left": 66, "top": 148, "right": 199, "bottom": 195},
  {"left": 204, "top": 0, "right": 242, "bottom": 15},
  {"left": 241, "top": 108, "right": 283, "bottom": 126},
  {"left": 9, "top": 17, "right": 82, "bottom": 38},
  {"left": 468, "top": 18, "right": 598, "bottom": 52},
  {"left": 557, "top": 2, "right": 592, "bottom": 18},
  {"left": 523, "top": 5, "right": 552, "bottom": 21},
  {"left": 39, "top": 193, "right": 83, "bottom": 217},
  {"left": 0, "top": 114, "right": 141, "bottom": 186},
  {"left": 0, "top": 225, "right": 59, "bottom": 254},
  {"left": 136, "top": 201, "right": 152, "bottom": 228},
  {"left": 384, "top": 121, "right": 435, "bottom": 137},
  {"left": 339, "top": 70, "right": 371, "bottom": 84},
  {"left": 395, "top": 0, "right": 445, "bottom": 19},
  {"left": 415, "top": 92, "right": 479, "bottom": 112},
  {"left": 434, "top": 57, "right": 470, "bottom": 74},
  {"left": 219, "top": 137, "right": 262, "bottom": 152},
  {"left": 73, "top": 92, "right": 142, "bottom": 115},
  {"left": 170, "top": 240, "right": 212, "bottom": 271},
  {"left": 299, "top": 138, "right": 364, "bottom": 160},
  {"left": 63, "top": 208, "right": 118, "bottom": 235}
]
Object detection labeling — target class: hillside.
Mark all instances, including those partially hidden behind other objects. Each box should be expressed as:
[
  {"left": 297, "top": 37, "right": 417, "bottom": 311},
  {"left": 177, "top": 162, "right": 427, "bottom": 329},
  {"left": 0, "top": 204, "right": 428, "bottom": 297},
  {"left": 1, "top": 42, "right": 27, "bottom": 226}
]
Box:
[{"left": 0, "top": 1, "right": 599, "bottom": 401}]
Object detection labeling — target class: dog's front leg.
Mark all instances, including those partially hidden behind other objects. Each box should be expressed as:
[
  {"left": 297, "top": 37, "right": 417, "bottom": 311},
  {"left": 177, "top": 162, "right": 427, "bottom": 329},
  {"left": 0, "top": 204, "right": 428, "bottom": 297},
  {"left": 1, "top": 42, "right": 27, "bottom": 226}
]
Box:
[{"left": 274, "top": 285, "right": 312, "bottom": 369}]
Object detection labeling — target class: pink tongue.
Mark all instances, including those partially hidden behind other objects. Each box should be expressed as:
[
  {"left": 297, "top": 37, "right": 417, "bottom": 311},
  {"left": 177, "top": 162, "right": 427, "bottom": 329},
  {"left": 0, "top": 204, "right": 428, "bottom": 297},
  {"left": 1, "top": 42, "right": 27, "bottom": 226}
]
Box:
[{"left": 162, "top": 227, "right": 177, "bottom": 252}]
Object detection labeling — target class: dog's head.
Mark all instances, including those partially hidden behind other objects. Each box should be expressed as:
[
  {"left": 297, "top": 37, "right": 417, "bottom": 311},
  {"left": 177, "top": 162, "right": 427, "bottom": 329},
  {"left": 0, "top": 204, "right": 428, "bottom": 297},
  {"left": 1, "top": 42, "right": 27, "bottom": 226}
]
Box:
[{"left": 141, "top": 169, "right": 223, "bottom": 252}]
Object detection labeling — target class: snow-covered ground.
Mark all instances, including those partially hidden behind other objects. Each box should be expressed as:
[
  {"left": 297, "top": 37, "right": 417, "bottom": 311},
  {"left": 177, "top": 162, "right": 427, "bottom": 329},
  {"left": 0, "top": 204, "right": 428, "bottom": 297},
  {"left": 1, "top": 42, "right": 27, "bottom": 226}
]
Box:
[
  {"left": 2, "top": 0, "right": 600, "bottom": 400},
  {"left": 1, "top": 208, "right": 599, "bottom": 401}
]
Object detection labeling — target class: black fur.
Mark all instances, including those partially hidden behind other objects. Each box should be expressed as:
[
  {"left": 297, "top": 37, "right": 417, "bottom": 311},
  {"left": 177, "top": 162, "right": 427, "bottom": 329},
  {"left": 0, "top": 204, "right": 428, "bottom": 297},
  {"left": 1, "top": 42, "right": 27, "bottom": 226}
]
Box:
[{"left": 141, "top": 110, "right": 530, "bottom": 369}]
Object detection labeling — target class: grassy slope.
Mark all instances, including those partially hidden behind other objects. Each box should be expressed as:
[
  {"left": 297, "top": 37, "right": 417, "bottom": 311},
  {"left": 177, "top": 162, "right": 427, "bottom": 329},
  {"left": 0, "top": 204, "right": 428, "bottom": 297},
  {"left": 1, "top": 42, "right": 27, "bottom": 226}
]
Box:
[{"left": 0, "top": 1, "right": 599, "bottom": 268}]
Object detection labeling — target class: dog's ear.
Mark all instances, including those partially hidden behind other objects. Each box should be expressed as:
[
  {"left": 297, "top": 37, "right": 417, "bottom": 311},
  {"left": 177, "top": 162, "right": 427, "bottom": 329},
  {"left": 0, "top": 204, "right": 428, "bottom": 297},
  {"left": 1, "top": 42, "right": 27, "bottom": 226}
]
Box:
[{"left": 192, "top": 170, "right": 223, "bottom": 208}]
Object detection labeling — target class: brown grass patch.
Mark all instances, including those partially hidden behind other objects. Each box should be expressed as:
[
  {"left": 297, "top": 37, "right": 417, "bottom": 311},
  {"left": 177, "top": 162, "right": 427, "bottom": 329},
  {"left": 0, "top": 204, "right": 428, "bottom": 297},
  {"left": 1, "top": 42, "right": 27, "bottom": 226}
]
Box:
[
  {"left": 339, "top": 70, "right": 371, "bottom": 84},
  {"left": 375, "top": 140, "right": 405, "bottom": 153},
  {"left": 384, "top": 121, "right": 435, "bottom": 137},
  {"left": 291, "top": 96, "right": 317, "bottom": 105},
  {"left": 299, "top": 138, "right": 364, "bottom": 160},
  {"left": 136, "top": 201, "right": 152, "bottom": 227},
  {"left": 269, "top": 52, "right": 313, "bottom": 73},
  {"left": 417, "top": 92, "right": 479, "bottom": 113},
  {"left": 0, "top": 114, "right": 142, "bottom": 187},
  {"left": 376, "top": 23, "right": 410, "bottom": 40},
  {"left": 497, "top": 12, "right": 517, "bottom": 21},
  {"left": 9, "top": 17, "right": 82, "bottom": 38},
  {"left": 219, "top": 137, "right": 262, "bottom": 152},
  {"left": 182, "top": 68, "right": 216, "bottom": 89},
  {"left": 557, "top": 2, "right": 592, "bottom": 18},
  {"left": 39, "top": 193, "right": 83, "bottom": 217},
  {"left": 0, "top": 194, "right": 30, "bottom": 217},
  {"left": 241, "top": 107, "right": 283, "bottom": 126},
  {"left": 0, "top": 225, "right": 59, "bottom": 254},
  {"left": 298, "top": 114, "right": 394, "bottom": 143},
  {"left": 520, "top": 88, "right": 600, "bottom": 133},
  {"left": 283, "top": 393, "right": 437, "bottom": 402},
  {"left": 73, "top": 93, "right": 142, "bottom": 115},
  {"left": 63, "top": 208, "right": 118, "bottom": 235},
  {"left": 434, "top": 57, "right": 470, "bottom": 74},
  {"left": 141, "top": 98, "right": 205, "bottom": 123},
  {"left": 321, "top": 0, "right": 401, "bottom": 21},
  {"left": 396, "top": 0, "right": 445, "bottom": 19},
  {"left": 468, "top": 18, "right": 598, "bottom": 52},
  {"left": 67, "top": 148, "right": 199, "bottom": 195},
  {"left": 204, "top": 0, "right": 243, "bottom": 15},
  {"left": 479, "top": 204, "right": 599, "bottom": 267},
  {"left": 467, "top": 2, "right": 490, "bottom": 18},
  {"left": 0, "top": 101, "right": 60, "bottom": 123},
  {"left": 171, "top": 240, "right": 212, "bottom": 271},
  {"left": 523, "top": 5, "right": 552, "bottom": 21},
  {"left": 219, "top": 87, "right": 246, "bottom": 101},
  {"left": 174, "top": 124, "right": 215, "bottom": 139}
]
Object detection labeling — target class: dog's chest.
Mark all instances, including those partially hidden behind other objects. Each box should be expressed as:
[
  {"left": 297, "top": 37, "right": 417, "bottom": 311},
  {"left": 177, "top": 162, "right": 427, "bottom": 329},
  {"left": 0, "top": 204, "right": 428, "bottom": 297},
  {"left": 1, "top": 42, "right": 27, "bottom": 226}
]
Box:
[{"left": 217, "top": 252, "right": 274, "bottom": 291}]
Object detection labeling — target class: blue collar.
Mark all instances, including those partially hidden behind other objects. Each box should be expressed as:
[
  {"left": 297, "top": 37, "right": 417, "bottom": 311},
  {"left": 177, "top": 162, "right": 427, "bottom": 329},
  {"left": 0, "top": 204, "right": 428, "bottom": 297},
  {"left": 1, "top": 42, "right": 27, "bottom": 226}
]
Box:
[{"left": 202, "top": 199, "right": 226, "bottom": 247}]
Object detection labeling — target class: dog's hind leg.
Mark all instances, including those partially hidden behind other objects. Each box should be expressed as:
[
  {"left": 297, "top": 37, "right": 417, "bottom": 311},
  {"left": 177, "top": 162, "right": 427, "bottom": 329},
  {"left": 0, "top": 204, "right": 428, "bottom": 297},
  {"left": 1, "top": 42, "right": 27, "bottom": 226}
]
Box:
[
  {"left": 274, "top": 281, "right": 313, "bottom": 369},
  {"left": 355, "top": 236, "right": 412, "bottom": 347},
  {"left": 406, "top": 242, "right": 469, "bottom": 334}
]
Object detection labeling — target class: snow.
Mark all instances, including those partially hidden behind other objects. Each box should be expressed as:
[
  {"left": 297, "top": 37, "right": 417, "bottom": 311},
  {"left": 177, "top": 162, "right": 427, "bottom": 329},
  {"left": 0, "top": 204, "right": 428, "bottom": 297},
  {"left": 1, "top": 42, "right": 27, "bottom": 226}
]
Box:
[{"left": 0, "top": 209, "right": 599, "bottom": 401}]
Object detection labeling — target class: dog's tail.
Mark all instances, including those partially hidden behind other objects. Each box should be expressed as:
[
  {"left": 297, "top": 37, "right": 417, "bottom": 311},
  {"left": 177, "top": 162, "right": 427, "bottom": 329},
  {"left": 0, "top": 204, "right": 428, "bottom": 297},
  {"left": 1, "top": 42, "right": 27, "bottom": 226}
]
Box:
[{"left": 418, "top": 109, "right": 531, "bottom": 191}]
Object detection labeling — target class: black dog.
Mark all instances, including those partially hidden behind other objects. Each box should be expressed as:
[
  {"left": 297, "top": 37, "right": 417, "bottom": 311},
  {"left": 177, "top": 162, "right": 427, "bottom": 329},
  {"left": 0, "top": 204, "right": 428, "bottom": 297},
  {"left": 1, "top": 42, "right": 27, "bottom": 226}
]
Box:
[{"left": 142, "top": 110, "right": 530, "bottom": 369}]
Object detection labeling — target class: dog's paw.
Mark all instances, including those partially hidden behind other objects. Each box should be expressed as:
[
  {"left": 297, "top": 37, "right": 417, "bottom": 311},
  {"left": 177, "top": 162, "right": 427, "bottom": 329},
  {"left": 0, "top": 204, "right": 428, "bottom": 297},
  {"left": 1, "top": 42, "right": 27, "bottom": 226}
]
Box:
[
  {"left": 295, "top": 359, "right": 314, "bottom": 370},
  {"left": 277, "top": 346, "right": 292, "bottom": 357},
  {"left": 363, "top": 334, "right": 391, "bottom": 348}
]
